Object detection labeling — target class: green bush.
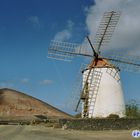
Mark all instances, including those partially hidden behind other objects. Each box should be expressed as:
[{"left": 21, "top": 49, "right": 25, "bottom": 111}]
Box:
[
  {"left": 106, "top": 114, "right": 120, "bottom": 119},
  {"left": 126, "top": 99, "right": 140, "bottom": 118},
  {"left": 74, "top": 113, "right": 81, "bottom": 118}
]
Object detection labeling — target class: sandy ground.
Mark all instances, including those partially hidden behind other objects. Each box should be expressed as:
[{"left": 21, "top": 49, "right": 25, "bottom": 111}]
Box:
[{"left": 0, "top": 125, "right": 135, "bottom": 140}]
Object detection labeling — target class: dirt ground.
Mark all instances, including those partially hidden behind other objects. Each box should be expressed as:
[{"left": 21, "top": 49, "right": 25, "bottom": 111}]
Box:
[{"left": 0, "top": 125, "right": 135, "bottom": 140}]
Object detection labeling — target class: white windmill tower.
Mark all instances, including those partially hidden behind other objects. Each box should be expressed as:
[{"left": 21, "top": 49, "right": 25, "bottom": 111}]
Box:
[{"left": 48, "top": 11, "right": 140, "bottom": 118}]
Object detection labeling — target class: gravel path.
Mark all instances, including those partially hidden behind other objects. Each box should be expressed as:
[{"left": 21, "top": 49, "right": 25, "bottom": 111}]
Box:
[{"left": 0, "top": 125, "right": 134, "bottom": 140}]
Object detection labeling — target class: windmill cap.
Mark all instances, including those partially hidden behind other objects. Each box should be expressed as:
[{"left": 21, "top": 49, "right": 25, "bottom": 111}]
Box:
[
  {"left": 82, "top": 57, "right": 118, "bottom": 73},
  {"left": 90, "top": 57, "right": 114, "bottom": 67}
]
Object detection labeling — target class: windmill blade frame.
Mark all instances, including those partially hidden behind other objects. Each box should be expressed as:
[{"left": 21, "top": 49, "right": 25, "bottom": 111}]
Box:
[
  {"left": 48, "top": 40, "right": 93, "bottom": 61},
  {"left": 93, "top": 11, "right": 121, "bottom": 53},
  {"left": 104, "top": 55, "right": 140, "bottom": 73}
]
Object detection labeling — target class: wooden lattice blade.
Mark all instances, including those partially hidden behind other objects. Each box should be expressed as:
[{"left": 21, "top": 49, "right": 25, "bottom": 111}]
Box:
[
  {"left": 48, "top": 40, "right": 92, "bottom": 61},
  {"left": 93, "top": 11, "right": 121, "bottom": 53},
  {"left": 70, "top": 63, "right": 89, "bottom": 112},
  {"left": 103, "top": 53, "right": 140, "bottom": 73}
]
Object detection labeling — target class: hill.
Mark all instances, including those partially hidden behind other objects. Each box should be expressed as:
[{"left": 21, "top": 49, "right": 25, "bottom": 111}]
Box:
[{"left": 0, "top": 88, "right": 72, "bottom": 120}]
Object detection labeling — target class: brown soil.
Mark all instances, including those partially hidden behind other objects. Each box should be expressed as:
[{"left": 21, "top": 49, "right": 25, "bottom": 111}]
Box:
[
  {"left": 0, "top": 125, "right": 134, "bottom": 140},
  {"left": 0, "top": 88, "right": 72, "bottom": 119}
]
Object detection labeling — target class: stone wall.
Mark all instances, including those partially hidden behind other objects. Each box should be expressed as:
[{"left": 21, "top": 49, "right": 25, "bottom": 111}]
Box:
[{"left": 59, "top": 118, "right": 140, "bottom": 130}]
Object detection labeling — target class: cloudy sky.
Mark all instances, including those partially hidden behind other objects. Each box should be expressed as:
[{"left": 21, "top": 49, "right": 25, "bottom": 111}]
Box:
[{"left": 0, "top": 0, "right": 140, "bottom": 114}]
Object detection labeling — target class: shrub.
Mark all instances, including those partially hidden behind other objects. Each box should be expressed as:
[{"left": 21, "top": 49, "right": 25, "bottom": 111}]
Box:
[
  {"left": 106, "top": 114, "right": 120, "bottom": 119},
  {"left": 126, "top": 99, "right": 140, "bottom": 118},
  {"left": 74, "top": 113, "right": 81, "bottom": 118}
]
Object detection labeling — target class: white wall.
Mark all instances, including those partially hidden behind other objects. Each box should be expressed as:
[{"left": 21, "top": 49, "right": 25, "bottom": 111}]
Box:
[{"left": 82, "top": 67, "right": 125, "bottom": 118}]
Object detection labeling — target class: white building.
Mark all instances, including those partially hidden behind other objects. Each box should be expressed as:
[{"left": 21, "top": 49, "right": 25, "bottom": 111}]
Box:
[{"left": 82, "top": 58, "right": 125, "bottom": 118}]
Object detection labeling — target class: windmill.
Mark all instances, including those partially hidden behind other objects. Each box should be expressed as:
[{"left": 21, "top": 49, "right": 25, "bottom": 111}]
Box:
[{"left": 48, "top": 11, "right": 140, "bottom": 118}]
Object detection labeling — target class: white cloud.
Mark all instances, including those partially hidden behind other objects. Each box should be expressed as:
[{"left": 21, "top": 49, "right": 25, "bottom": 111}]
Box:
[
  {"left": 54, "top": 20, "right": 74, "bottom": 41},
  {"left": 40, "top": 80, "right": 53, "bottom": 85},
  {"left": 85, "top": 0, "right": 140, "bottom": 55},
  {"left": 67, "top": 20, "right": 74, "bottom": 29},
  {"left": 54, "top": 30, "right": 71, "bottom": 41},
  {"left": 21, "top": 78, "right": 29, "bottom": 84},
  {"left": 28, "top": 16, "right": 41, "bottom": 28}
]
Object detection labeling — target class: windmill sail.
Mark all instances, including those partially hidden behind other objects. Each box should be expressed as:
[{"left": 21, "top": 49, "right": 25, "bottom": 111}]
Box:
[
  {"left": 48, "top": 11, "right": 121, "bottom": 62},
  {"left": 82, "top": 69, "right": 102, "bottom": 117},
  {"left": 93, "top": 11, "right": 121, "bottom": 53},
  {"left": 103, "top": 53, "right": 140, "bottom": 73},
  {"left": 48, "top": 40, "right": 92, "bottom": 61}
]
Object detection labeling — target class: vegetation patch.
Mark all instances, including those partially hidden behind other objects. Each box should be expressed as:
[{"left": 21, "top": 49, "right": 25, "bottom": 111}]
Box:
[{"left": 59, "top": 118, "right": 140, "bottom": 130}]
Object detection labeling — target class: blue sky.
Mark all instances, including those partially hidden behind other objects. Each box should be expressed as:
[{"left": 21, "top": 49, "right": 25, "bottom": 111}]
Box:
[{"left": 0, "top": 0, "right": 140, "bottom": 114}]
